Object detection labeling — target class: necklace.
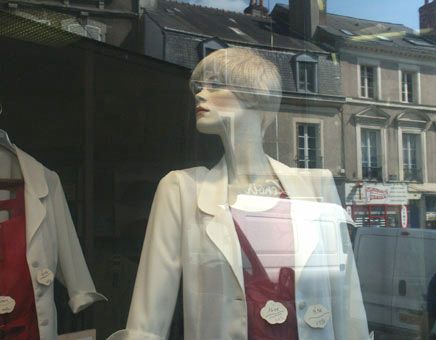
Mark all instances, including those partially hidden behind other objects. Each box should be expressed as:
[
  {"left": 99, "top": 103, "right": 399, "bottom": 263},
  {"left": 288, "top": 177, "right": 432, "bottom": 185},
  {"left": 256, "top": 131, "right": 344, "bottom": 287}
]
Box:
[{"left": 245, "top": 179, "right": 283, "bottom": 197}]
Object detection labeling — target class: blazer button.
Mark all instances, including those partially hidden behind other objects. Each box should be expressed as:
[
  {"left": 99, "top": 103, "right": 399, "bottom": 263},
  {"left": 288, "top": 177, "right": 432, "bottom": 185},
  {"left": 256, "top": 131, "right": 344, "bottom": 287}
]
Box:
[
  {"left": 298, "top": 301, "right": 306, "bottom": 310},
  {"left": 40, "top": 320, "right": 49, "bottom": 327},
  {"left": 32, "top": 261, "right": 39, "bottom": 268}
]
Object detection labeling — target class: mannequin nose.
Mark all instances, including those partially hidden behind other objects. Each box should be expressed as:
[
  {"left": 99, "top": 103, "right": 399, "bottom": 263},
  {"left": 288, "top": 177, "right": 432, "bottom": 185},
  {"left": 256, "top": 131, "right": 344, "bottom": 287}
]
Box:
[{"left": 195, "top": 90, "right": 206, "bottom": 104}]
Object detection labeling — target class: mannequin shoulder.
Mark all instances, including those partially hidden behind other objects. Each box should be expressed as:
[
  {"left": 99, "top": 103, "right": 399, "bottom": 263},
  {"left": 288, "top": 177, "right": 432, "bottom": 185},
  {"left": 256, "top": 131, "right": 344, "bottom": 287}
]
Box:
[{"left": 159, "top": 166, "right": 209, "bottom": 189}]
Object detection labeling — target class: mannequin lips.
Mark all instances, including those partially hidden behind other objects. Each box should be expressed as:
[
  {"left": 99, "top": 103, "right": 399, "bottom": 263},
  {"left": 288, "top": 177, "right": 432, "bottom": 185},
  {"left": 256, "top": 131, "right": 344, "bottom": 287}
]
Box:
[{"left": 196, "top": 106, "right": 209, "bottom": 118}]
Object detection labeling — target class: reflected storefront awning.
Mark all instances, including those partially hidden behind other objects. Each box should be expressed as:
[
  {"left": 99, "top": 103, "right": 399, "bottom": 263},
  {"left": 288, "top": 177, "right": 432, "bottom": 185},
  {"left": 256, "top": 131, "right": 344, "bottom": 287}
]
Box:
[{"left": 408, "top": 183, "right": 436, "bottom": 194}]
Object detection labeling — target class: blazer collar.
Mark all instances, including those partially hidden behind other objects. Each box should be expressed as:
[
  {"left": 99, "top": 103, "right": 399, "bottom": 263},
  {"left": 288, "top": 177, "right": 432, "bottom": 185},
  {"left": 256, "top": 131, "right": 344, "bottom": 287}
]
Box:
[
  {"left": 15, "top": 145, "right": 48, "bottom": 246},
  {"left": 197, "top": 155, "right": 320, "bottom": 216},
  {"left": 15, "top": 145, "right": 48, "bottom": 198}
]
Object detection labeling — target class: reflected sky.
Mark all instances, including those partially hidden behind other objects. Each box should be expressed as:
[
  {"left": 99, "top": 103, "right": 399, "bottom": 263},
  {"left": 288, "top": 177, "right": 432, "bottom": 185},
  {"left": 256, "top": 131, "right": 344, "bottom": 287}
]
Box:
[{"left": 182, "top": 0, "right": 423, "bottom": 31}]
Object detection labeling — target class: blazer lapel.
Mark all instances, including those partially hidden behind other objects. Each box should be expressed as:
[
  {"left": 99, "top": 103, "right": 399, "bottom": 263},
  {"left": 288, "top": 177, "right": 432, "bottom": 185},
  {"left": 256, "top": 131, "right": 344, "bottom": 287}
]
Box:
[
  {"left": 198, "top": 158, "right": 245, "bottom": 292},
  {"left": 206, "top": 208, "right": 245, "bottom": 291},
  {"left": 15, "top": 146, "right": 48, "bottom": 247}
]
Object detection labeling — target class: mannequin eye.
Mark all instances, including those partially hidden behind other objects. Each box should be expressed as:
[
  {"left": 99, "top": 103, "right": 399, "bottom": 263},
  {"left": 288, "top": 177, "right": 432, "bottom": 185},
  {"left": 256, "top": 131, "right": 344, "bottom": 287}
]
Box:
[
  {"left": 208, "top": 82, "right": 221, "bottom": 89},
  {"left": 191, "top": 82, "right": 203, "bottom": 94}
]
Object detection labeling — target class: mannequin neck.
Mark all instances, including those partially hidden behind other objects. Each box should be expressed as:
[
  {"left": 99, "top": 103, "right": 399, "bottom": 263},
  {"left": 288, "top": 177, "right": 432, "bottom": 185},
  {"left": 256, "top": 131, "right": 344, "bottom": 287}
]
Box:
[{"left": 219, "top": 112, "right": 273, "bottom": 186}]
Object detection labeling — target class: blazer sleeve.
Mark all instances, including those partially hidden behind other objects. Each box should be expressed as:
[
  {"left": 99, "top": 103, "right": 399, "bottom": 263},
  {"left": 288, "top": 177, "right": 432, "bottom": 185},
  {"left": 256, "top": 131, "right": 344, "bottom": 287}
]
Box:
[
  {"left": 108, "top": 171, "right": 183, "bottom": 340},
  {"left": 51, "top": 171, "right": 107, "bottom": 313}
]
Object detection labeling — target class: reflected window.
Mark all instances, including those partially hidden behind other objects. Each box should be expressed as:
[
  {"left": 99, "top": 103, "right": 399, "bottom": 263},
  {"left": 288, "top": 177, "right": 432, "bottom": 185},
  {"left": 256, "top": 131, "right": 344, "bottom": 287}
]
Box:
[
  {"left": 197, "top": 37, "right": 228, "bottom": 59},
  {"left": 298, "top": 62, "right": 316, "bottom": 92},
  {"left": 401, "top": 71, "right": 414, "bottom": 103},
  {"left": 294, "top": 53, "right": 318, "bottom": 93},
  {"left": 361, "top": 129, "right": 381, "bottom": 180},
  {"left": 360, "top": 65, "right": 375, "bottom": 99},
  {"left": 67, "top": 23, "right": 104, "bottom": 42},
  {"left": 402, "top": 133, "right": 421, "bottom": 181},
  {"left": 297, "top": 123, "right": 320, "bottom": 169}
]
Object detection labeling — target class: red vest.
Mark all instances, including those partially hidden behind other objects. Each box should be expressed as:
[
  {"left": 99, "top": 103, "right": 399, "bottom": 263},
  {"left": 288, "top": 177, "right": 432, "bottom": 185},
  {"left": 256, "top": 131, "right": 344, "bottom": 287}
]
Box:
[
  {"left": 232, "top": 197, "right": 299, "bottom": 340},
  {"left": 0, "top": 185, "right": 40, "bottom": 340}
]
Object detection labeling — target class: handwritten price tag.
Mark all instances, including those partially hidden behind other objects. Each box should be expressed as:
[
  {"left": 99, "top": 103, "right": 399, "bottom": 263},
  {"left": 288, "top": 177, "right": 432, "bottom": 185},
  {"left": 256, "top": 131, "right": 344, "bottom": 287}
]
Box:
[
  {"left": 0, "top": 296, "right": 16, "bottom": 314},
  {"left": 37, "top": 268, "right": 54, "bottom": 286},
  {"left": 304, "top": 304, "right": 331, "bottom": 328},
  {"left": 260, "top": 300, "right": 288, "bottom": 325}
]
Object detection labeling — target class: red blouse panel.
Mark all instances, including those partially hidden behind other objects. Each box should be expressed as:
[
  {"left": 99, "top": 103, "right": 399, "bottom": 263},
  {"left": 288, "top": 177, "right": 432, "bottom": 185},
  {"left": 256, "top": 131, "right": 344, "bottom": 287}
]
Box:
[{"left": 0, "top": 186, "right": 40, "bottom": 340}]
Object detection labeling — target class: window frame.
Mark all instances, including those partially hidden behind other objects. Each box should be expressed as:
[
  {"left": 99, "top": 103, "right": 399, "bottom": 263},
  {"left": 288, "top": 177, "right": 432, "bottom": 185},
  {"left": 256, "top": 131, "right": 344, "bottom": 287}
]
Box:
[
  {"left": 397, "top": 126, "right": 428, "bottom": 183},
  {"left": 398, "top": 64, "right": 421, "bottom": 104},
  {"left": 401, "top": 132, "right": 421, "bottom": 182},
  {"left": 357, "top": 58, "right": 380, "bottom": 100},
  {"left": 359, "top": 128, "right": 382, "bottom": 181},
  {"left": 360, "top": 65, "right": 376, "bottom": 99},
  {"left": 356, "top": 124, "right": 387, "bottom": 181},
  {"left": 294, "top": 53, "right": 318, "bottom": 94},
  {"left": 292, "top": 118, "right": 324, "bottom": 169}
]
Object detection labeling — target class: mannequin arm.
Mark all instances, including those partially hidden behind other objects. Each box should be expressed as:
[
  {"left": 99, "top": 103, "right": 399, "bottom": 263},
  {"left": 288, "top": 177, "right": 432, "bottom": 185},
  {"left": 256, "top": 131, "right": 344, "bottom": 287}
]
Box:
[{"left": 51, "top": 171, "right": 107, "bottom": 313}]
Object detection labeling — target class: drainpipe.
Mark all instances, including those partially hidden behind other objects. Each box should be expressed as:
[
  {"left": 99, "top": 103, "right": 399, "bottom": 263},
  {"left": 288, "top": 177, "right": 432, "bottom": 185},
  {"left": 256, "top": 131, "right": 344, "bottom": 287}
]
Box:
[{"left": 340, "top": 106, "right": 346, "bottom": 175}]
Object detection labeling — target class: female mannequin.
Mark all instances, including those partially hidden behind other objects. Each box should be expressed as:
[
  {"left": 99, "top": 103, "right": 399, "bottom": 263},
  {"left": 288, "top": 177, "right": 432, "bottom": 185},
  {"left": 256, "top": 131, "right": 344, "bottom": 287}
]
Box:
[{"left": 109, "top": 48, "right": 370, "bottom": 340}]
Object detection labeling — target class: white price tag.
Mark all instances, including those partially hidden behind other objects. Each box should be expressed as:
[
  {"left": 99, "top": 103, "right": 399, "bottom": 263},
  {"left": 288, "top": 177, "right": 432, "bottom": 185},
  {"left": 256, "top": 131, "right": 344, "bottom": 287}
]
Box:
[
  {"left": 304, "top": 304, "right": 331, "bottom": 328},
  {"left": 260, "top": 300, "right": 288, "bottom": 324},
  {"left": 0, "top": 296, "right": 16, "bottom": 314},
  {"left": 37, "top": 268, "right": 54, "bottom": 286}
]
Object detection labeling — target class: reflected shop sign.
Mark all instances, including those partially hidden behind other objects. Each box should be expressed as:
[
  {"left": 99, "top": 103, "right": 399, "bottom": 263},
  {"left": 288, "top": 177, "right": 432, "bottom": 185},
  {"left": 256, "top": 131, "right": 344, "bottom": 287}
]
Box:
[{"left": 345, "top": 183, "right": 408, "bottom": 205}]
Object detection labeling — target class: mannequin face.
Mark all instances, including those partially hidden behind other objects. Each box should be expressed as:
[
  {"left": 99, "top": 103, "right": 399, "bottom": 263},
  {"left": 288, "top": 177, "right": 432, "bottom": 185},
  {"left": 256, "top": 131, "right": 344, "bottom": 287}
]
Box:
[{"left": 194, "top": 80, "right": 246, "bottom": 135}]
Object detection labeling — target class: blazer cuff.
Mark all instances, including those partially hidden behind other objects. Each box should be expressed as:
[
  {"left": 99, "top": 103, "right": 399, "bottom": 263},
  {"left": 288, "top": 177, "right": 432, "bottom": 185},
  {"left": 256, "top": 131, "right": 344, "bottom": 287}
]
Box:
[
  {"left": 68, "top": 291, "right": 108, "bottom": 313},
  {"left": 107, "top": 330, "right": 164, "bottom": 340}
]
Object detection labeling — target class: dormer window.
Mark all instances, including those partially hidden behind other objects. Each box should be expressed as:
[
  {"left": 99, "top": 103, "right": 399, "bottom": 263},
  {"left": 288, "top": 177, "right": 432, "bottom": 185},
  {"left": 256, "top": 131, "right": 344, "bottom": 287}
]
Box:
[
  {"left": 294, "top": 53, "right": 318, "bottom": 93},
  {"left": 62, "top": 18, "right": 106, "bottom": 42},
  {"left": 197, "top": 37, "right": 228, "bottom": 59}
]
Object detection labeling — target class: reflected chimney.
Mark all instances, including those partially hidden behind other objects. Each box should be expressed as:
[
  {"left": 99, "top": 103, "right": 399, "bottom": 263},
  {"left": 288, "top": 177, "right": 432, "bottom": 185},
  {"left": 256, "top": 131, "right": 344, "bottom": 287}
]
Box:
[
  {"left": 420, "top": 0, "right": 436, "bottom": 34},
  {"left": 244, "top": 0, "right": 269, "bottom": 17},
  {"left": 289, "top": 0, "right": 325, "bottom": 40}
]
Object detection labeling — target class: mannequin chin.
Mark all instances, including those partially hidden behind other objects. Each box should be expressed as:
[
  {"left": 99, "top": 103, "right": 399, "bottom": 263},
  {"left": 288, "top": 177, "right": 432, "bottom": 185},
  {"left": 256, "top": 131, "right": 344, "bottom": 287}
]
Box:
[{"left": 195, "top": 109, "right": 234, "bottom": 135}]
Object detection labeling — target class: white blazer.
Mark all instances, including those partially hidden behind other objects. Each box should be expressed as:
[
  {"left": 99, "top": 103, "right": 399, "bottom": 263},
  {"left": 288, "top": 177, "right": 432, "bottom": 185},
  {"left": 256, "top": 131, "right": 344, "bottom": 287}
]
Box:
[
  {"left": 2, "top": 146, "right": 106, "bottom": 339},
  {"left": 109, "top": 157, "right": 370, "bottom": 340}
]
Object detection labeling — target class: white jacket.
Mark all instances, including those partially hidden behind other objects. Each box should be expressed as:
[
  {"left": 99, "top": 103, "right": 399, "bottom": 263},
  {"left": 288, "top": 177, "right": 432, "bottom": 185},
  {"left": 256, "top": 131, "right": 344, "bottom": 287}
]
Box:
[
  {"left": 109, "top": 156, "right": 370, "bottom": 340},
  {"left": 3, "top": 146, "right": 106, "bottom": 339}
]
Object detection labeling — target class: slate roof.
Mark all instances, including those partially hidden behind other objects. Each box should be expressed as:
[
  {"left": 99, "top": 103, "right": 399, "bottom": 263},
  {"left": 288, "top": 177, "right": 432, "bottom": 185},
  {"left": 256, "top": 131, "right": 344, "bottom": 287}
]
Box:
[
  {"left": 145, "top": 0, "right": 325, "bottom": 53},
  {"left": 275, "top": 3, "right": 436, "bottom": 55},
  {"left": 322, "top": 13, "right": 436, "bottom": 53}
]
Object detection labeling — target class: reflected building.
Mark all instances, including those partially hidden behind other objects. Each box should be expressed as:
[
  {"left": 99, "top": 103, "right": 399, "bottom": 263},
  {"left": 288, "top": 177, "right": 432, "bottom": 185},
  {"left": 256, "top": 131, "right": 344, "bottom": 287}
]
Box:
[
  {"left": 283, "top": 0, "right": 436, "bottom": 229},
  {"left": 139, "top": 0, "right": 347, "bottom": 200},
  {"left": 0, "top": 0, "right": 142, "bottom": 49},
  {"left": 138, "top": 0, "right": 436, "bottom": 229}
]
